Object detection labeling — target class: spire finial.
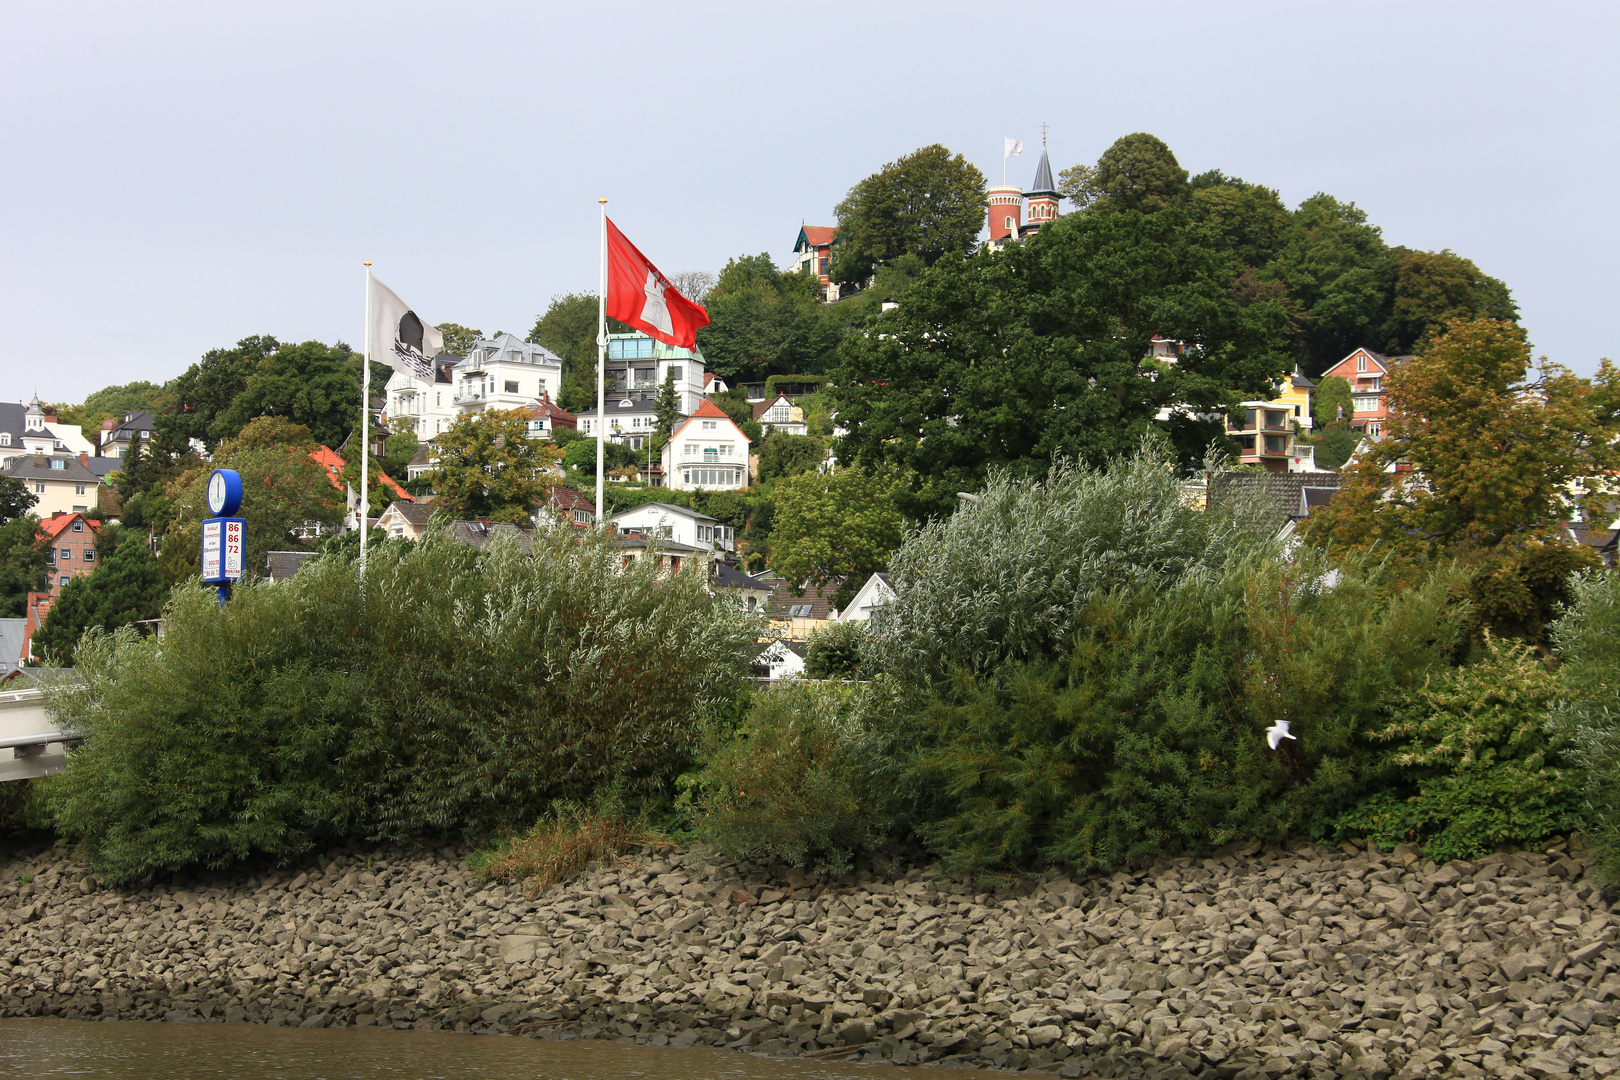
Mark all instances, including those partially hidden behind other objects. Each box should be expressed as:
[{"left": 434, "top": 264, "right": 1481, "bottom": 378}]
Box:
[{"left": 1042, "top": 120, "right": 1049, "bottom": 146}]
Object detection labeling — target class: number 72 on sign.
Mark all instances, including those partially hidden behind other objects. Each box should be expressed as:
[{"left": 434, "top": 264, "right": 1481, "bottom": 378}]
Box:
[{"left": 200, "top": 518, "right": 245, "bottom": 583}]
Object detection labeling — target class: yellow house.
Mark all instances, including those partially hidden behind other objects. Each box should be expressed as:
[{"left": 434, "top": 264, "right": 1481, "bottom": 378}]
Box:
[
  {"left": 1224, "top": 371, "right": 1319, "bottom": 474},
  {"left": 1275, "top": 371, "right": 1316, "bottom": 434}
]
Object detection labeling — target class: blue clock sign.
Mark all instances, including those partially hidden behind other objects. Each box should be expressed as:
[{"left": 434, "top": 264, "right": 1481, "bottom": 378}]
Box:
[{"left": 200, "top": 468, "right": 245, "bottom": 603}]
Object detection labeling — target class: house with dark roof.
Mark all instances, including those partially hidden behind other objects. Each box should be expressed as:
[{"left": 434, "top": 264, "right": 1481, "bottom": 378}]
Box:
[
  {"left": 1208, "top": 473, "right": 1344, "bottom": 524},
  {"left": 443, "top": 520, "right": 535, "bottom": 553},
  {"left": 754, "top": 571, "right": 845, "bottom": 640},
  {"left": 0, "top": 453, "right": 102, "bottom": 517},
  {"left": 711, "top": 559, "right": 773, "bottom": 614},
  {"left": 97, "top": 411, "right": 155, "bottom": 459},
  {"left": 0, "top": 397, "right": 95, "bottom": 464},
  {"left": 753, "top": 394, "right": 808, "bottom": 437},
  {"left": 377, "top": 499, "right": 439, "bottom": 540},
  {"left": 611, "top": 502, "right": 734, "bottom": 553},
  {"left": 264, "top": 551, "right": 319, "bottom": 583}
]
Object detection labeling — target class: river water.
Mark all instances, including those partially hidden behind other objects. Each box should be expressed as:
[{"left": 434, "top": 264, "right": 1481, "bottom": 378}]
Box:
[{"left": 0, "top": 1019, "right": 939, "bottom": 1080}]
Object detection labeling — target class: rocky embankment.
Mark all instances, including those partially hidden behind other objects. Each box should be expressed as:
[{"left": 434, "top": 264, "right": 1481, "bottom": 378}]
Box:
[{"left": 2, "top": 837, "right": 1617, "bottom": 1080}]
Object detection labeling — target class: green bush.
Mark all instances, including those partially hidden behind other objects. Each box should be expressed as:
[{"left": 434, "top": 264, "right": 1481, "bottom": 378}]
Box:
[
  {"left": 803, "top": 620, "right": 865, "bottom": 679},
  {"left": 40, "top": 530, "right": 759, "bottom": 883},
  {"left": 909, "top": 547, "right": 1464, "bottom": 877},
  {"left": 1336, "top": 637, "right": 1581, "bottom": 861},
  {"left": 866, "top": 447, "right": 1240, "bottom": 687},
  {"left": 688, "top": 681, "right": 899, "bottom": 870},
  {"left": 1549, "top": 571, "right": 1620, "bottom": 880}
]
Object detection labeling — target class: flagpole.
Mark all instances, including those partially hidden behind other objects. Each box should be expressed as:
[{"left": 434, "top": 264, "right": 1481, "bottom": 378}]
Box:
[
  {"left": 360, "top": 262, "right": 373, "bottom": 579},
  {"left": 596, "top": 197, "right": 608, "bottom": 525}
]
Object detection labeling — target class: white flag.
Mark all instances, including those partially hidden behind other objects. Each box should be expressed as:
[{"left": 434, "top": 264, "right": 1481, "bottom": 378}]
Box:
[
  {"left": 369, "top": 275, "right": 444, "bottom": 382},
  {"left": 1004, "top": 137, "right": 1023, "bottom": 159}
]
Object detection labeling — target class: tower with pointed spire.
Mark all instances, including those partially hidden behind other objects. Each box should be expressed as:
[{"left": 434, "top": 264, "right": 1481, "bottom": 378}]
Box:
[{"left": 1020, "top": 124, "right": 1062, "bottom": 237}]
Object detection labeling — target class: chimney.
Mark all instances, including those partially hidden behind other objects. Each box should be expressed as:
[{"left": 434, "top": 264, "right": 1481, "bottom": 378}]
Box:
[{"left": 79, "top": 452, "right": 89, "bottom": 467}]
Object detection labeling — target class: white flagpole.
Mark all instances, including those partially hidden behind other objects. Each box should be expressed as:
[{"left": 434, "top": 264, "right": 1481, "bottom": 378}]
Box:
[
  {"left": 596, "top": 197, "right": 608, "bottom": 525},
  {"left": 361, "top": 262, "right": 372, "bottom": 578}
]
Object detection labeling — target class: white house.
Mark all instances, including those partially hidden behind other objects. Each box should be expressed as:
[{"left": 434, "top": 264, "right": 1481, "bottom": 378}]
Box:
[
  {"left": 662, "top": 399, "right": 752, "bottom": 493},
  {"left": 576, "top": 331, "right": 710, "bottom": 451},
  {"left": 753, "top": 394, "right": 809, "bottom": 437},
  {"left": 451, "top": 334, "right": 564, "bottom": 418},
  {"left": 0, "top": 398, "right": 95, "bottom": 467},
  {"left": 838, "top": 572, "right": 894, "bottom": 623},
  {"left": 576, "top": 394, "right": 668, "bottom": 452},
  {"left": 384, "top": 353, "right": 460, "bottom": 439},
  {"left": 752, "top": 640, "right": 806, "bottom": 681},
  {"left": 610, "top": 502, "right": 735, "bottom": 554}
]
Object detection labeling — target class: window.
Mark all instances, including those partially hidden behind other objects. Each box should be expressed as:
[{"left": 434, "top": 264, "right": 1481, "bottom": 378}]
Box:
[
  {"left": 0, "top": 434, "right": 8, "bottom": 446},
  {"left": 1264, "top": 410, "right": 1286, "bottom": 429},
  {"left": 60, "top": 576, "right": 70, "bottom": 588},
  {"left": 45, "top": 550, "right": 54, "bottom": 565},
  {"left": 49, "top": 459, "right": 65, "bottom": 469},
  {"left": 685, "top": 443, "right": 697, "bottom": 455},
  {"left": 504, "top": 381, "right": 519, "bottom": 394},
  {"left": 83, "top": 549, "right": 95, "bottom": 563},
  {"left": 1004, "top": 215, "right": 1014, "bottom": 230},
  {"left": 701, "top": 420, "right": 717, "bottom": 431},
  {"left": 34, "top": 481, "right": 45, "bottom": 494},
  {"left": 72, "top": 521, "right": 83, "bottom": 532},
  {"left": 1369, "top": 378, "right": 1382, "bottom": 391},
  {"left": 75, "top": 483, "right": 86, "bottom": 495},
  {"left": 1368, "top": 421, "right": 1382, "bottom": 436},
  {"left": 436, "top": 393, "right": 441, "bottom": 407},
  {"left": 790, "top": 604, "right": 813, "bottom": 618},
  {"left": 572, "top": 509, "right": 591, "bottom": 524},
  {"left": 1356, "top": 355, "right": 1367, "bottom": 372},
  {"left": 60, "top": 548, "right": 72, "bottom": 562},
  {"left": 668, "top": 366, "right": 682, "bottom": 383},
  {"left": 1293, "top": 405, "right": 1301, "bottom": 417}
]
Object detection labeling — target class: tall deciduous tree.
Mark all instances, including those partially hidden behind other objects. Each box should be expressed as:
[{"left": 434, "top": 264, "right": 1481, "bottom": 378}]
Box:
[
  {"left": 428, "top": 409, "right": 564, "bottom": 524},
  {"left": 528, "top": 293, "right": 631, "bottom": 414},
  {"left": 770, "top": 468, "right": 903, "bottom": 611},
  {"left": 158, "top": 335, "right": 280, "bottom": 452},
  {"left": 1087, "top": 133, "right": 1191, "bottom": 214},
  {"left": 1303, "top": 318, "right": 1620, "bottom": 642},
  {"left": 830, "top": 144, "right": 987, "bottom": 286},
  {"left": 831, "top": 208, "right": 1294, "bottom": 520},
  {"left": 218, "top": 339, "right": 370, "bottom": 450},
  {"left": 33, "top": 526, "right": 167, "bottom": 666},
  {"left": 163, "top": 417, "right": 344, "bottom": 579},
  {"left": 0, "top": 515, "right": 48, "bottom": 618},
  {"left": 0, "top": 477, "right": 36, "bottom": 525},
  {"left": 697, "top": 255, "right": 836, "bottom": 380},
  {"left": 1189, "top": 175, "right": 1292, "bottom": 270},
  {"left": 1384, "top": 248, "right": 1518, "bottom": 353},
  {"left": 1267, "top": 194, "right": 1398, "bottom": 374},
  {"left": 434, "top": 322, "right": 483, "bottom": 357}
]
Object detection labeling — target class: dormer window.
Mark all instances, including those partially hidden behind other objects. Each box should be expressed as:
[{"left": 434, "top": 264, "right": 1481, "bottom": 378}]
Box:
[{"left": 49, "top": 458, "right": 66, "bottom": 469}]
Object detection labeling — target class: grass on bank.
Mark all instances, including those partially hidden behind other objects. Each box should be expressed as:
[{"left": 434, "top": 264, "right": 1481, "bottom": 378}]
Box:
[{"left": 469, "top": 799, "right": 669, "bottom": 894}]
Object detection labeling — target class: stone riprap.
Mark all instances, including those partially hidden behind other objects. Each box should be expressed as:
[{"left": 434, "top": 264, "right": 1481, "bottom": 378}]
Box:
[{"left": 1, "top": 838, "right": 1616, "bottom": 1080}]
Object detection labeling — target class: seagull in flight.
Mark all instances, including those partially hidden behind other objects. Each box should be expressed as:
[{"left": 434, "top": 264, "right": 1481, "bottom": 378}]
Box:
[{"left": 1266, "top": 720, "right": 1296, "bottom": 751}]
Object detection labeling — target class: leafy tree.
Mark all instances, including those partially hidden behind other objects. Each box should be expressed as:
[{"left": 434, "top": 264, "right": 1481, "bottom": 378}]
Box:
[
  {"left": 1302, "top": 318, "right": 1619, "bottom": 643},
  {"left": 1188, "top": 176, "right": 1291, "bottom": 270},
  {"left": 158, "top": 335, "right": 280, "bottom": 452},
  {"left": 668, "top": 271, "right": 716, "bottom": 306},
  {"left": 830, "top": 144, "right": 987, "bottom": 286},
  {"left": 217, "top": 339, "right": 367, "bottom": 450},
  {"left": 697, "top": 255, "right": 837, "bottom": 380},
  {"left": 429, "top": 408, "right": 564, "bottom": 523},
  {"left": 33, "top": 527, "right": 167, "bottom": 666},
  {"left": 1310, "top": 421, "right": 1361, "bottom": 471},
  {"left": 163, "top": 417, "right": 345, "bottom": 578},
  {"left": 1313, "top": 374, "right": 1354, "bottom": 427},
  {"left": 58, "top": 381, "right": 169, "bottom": 446},
  {"left": 757, "top": 431, "right": 827, "bottom": 485},
  {"left": 1087, "top": 132, "right": 1191, "bottom": 214},
  {"left": 1267, "top": 194, "right": 1398, "bottom": 374},
  {"left": 0, "top": 515, "right": 49, "bottom": 618},
  {"left": 708, "top": 389, "right": 764, "bottom": 444},
  {"left": 529, "top": 293, "right": 631, "bottom": 414},
  {"left": 1056, "top": 162, "right": 1100, "bottom": 209},
  {"left": 0, "top": 477, "right": 36, "bottom": 525},
  {"left": 383, "top": 424, "right": 419, "bottom": 478},
  {"left": 1384, "top": 248, "right": 1518, "bottom": 353},
  {"left": 654, "top": 370, "right": 680, "bottom": 439},
  {"left": 434, "top": 322, "right": 483, "bottom": 357},
  {"left": 770, "top": 468, "right": 903, "bottom": 610},
  {"left": 563, "top": 436, "right": 639, "bottom": 479},
  {"left": 831, "top": 207, "right": 1294, "bottom": 519}
]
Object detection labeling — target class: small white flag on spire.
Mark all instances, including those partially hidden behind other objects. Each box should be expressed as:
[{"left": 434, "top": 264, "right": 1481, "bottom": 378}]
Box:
[{"left": 1004, "top": 137, "right": 1024, "bottom": 159}]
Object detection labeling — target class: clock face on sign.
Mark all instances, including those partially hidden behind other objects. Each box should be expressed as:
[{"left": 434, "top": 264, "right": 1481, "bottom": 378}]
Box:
[{"left": 208, "top": 471, "right": 229, "bottom": 515}]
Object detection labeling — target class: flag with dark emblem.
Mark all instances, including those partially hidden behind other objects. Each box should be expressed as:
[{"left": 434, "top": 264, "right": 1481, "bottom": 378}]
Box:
[{"left": 369, "top": 275, "right": 444, "bottom": 381}]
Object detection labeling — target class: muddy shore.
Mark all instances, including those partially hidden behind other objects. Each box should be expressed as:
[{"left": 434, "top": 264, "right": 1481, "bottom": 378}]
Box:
[{"left": 2, "top": 837, "right": 1616, "bottom": 1079}]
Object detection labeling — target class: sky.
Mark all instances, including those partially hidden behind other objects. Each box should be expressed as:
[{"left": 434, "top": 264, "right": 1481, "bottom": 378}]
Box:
[{"left": 2, "top": 1, "right": 1616, "bottom": 404}]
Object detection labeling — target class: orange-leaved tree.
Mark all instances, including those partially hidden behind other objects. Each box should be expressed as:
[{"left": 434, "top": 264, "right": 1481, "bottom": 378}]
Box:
[{"left": 1302, "top": 317, "right": 1619, "bottom": 644}]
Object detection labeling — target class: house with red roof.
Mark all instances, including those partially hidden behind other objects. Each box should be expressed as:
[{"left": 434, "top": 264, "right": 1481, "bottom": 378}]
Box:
[
  {"left": 308, "top": 445, "right": 414, "bottom": 503},
  {"left": 38, "top": 511, "right": 100, "bottom": 600},
  {"left": 1318, "top": 347, "right": 1413, "bottom": 438},
  {"left": 524, "top": 393, "right": 577, "bottom": 439},
  {"left": 661, "top": 399, "right": 752, "bottom": 492},
  {"left": 792, "top": 225, "right": 838, "bottom": 301}
]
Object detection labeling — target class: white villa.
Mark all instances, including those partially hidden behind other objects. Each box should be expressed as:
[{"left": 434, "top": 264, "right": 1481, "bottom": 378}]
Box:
[
  {"left": 662, "top": 399, "right": 752, "bottom": 492},
  {"left": 610, "top": 502, "right": 736, "bottom": 554}
]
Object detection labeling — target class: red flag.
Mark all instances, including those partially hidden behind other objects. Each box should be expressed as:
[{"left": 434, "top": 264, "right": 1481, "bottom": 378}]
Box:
[{"left": 605, "top": 217, "right": 709, "bottom": 349}]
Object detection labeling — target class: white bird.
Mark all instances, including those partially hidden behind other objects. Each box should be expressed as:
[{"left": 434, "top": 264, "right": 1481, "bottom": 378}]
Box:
[{"left": 1266, "top": 720, "right": 1296, "bottom": 751}]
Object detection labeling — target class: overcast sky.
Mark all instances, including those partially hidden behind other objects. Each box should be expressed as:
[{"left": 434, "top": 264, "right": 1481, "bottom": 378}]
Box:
[{"left": 3, "top": 1, "right": 1616, "bottom": 404}]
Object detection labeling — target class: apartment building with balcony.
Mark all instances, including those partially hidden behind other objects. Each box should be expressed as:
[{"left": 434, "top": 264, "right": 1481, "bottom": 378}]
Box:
[
  {"left": 662, "top": 399, "right": 751, "bottom": 492},
  {"left": 1226, "top": 402, "right": 1299, "bottom": 474},
  {"left": 384, "top": 353, "right": 460, "bottom": 439},
  {"left": 576, "top": 332, "right": 710, "bottom": 450}
]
